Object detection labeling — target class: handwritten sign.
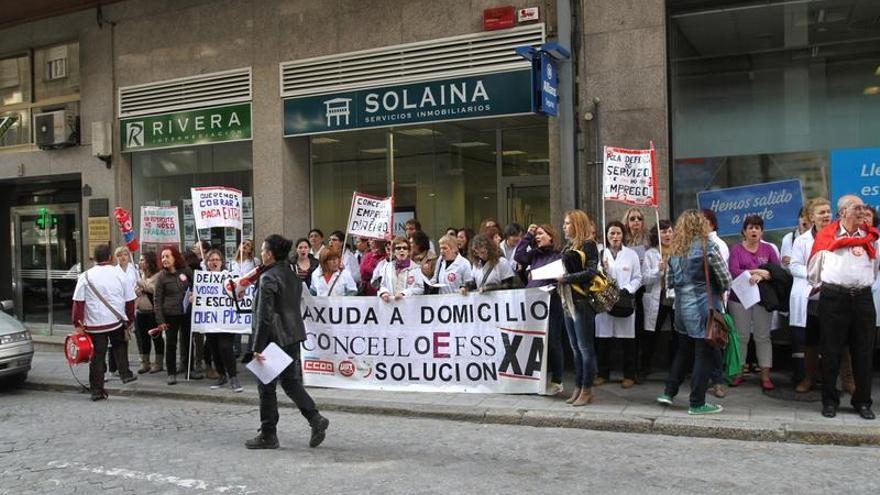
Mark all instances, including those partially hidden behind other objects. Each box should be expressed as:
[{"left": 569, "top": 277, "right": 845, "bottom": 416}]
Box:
[
  {"left": 697, "top": 179, "right": 803, "bottom": 236},
  {"left": 603, "top": 146, "right": 658, "bottom": 206},
  {"left": 190, "top": 186, "right": 242, "bottom": 230},
  {"left": 190, "top": 270, "right": 253, "bottom": 334},
  {"left": 346, "top": 191, "right": 393, "bottom": 240},
  {"left": 139, "top": 206, "right": 180, "bottom": 244}
]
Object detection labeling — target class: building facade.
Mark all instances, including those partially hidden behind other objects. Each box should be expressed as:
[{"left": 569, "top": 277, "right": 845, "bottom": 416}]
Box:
[{"left": 0, "top": 0, "right": 877, "bottom": 333}]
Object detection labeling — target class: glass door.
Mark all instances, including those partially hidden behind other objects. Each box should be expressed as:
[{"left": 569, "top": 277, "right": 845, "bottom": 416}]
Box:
[
  {"left": 11, "top": 204, "right": 81, "bottom": 335},
  {"left": 500, "top": 177, "right": 550, "bottom": 228}
]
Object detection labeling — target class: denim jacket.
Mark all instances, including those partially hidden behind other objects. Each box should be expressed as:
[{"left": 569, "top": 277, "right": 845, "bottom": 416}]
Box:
[{"left": 666, "top": 239, "right": 730, "bottom": 338}]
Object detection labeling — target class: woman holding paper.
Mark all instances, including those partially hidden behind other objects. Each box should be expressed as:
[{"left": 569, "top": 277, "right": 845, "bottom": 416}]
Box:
[
  {"left": 594, "top": 221, "right": 642, "bottom": 388},
  {"left": 515, "top": 223, "right": 566, "bottom": 396},
  {"left": 201, "top": 249, "right": 244, "bottom": 392},
  {"left": 556, "top": 209, "right": 602, "bottom": 406},
  {"left": 153, "top": 245, "right": 193, "bottom": 385},
  {"left": 311, "top": 249, "right": 358, "bottom": 296},
  {"left": 788, "top": 198, "right": 832, "bottom": 393},
  {"left": 727, "top": 215, "right": 780, "bottom": 390},
  {"left": 378, "top": 236, "right": 425, "bottom": 301}
]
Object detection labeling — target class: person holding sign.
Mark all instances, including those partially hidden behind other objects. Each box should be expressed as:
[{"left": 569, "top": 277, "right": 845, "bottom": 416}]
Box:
[
  {"left": 431, "top": 234, "right": 473, "bottom": 294},
  {"left": 378, "top": 236, "right": 425, "bottom": 302},
  {"left": 203, "top": 249, "right": 244, "bottom": 393},
  {"left": 246, "top": 235, "right": 329, "bottom": 449},
  {"left": 311, "top": 249, "right": 358, "bottom": 296}
]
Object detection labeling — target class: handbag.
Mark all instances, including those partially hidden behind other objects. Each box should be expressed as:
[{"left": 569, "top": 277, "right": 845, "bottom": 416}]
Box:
[
  {"left": 568, "top": 249, "right": 620, "bottom": 314},
  {"left": 702, "top": 240, "right": 729, "bottom": 348},
  {"left": 602, "top": 250, "right": 635, "bottom": 317}
]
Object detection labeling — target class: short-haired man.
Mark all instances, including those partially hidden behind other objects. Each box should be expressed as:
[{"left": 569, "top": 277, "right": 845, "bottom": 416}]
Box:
[
  {"left": 499, "top": 223, "right": 523, "bottom": 262},
  {"left": 327, "top": 230, "right": 361, "bottom": 286},
  {"left": 72, "top": 244, "right": 137, "bottom": 401},
  {"left": 809, "top": 194, "right": 879, "bottom": 419}
]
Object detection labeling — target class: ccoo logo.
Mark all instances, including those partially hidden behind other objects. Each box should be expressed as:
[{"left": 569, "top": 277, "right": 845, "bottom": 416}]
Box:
[{"left": 125, "top": 121, "right": 145, "bottom": 148}]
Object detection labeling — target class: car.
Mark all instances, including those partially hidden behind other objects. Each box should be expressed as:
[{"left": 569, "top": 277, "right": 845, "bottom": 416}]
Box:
[{"left": 0, "top": 301, "right": 34, "bottom": 386}]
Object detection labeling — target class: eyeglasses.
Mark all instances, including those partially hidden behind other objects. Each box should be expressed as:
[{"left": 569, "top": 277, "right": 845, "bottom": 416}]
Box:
[
  {"left": 629, "top": 216, "right": 643, "bottom": 221},
  {"left": 394, "top": 246, "right": 410, "bottom": 251}
]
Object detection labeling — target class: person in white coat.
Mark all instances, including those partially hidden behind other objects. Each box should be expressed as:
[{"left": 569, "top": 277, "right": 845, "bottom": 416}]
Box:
[
  {"left": 378, "top": 236, "right": 425, "bottom": 301},
  {"left": 431, "top": 234, "right": 472, "bottom": 294},
  {"left": 229, "top": 239, "right": 260, "bottom": 276},
  {"left": 327, "top": 230, "right": 361, "bottom": 287},
  {"left": 639, "top": 220, "right": 674, "bottom": 383},
  {"left": 310, "top": 249, "right": 358, "bottom": 296},
  {"left": 595, "top": 221, "right": 642, "bottom": 388},
  {"left": 788, "top": 198, "right": 832, "bottom": 393},
  {"left": 780, "top": 207, "right": 812, "bottom": 269},
  {"left": 464, "top": 234, "right": 518, "bottom": 292}
]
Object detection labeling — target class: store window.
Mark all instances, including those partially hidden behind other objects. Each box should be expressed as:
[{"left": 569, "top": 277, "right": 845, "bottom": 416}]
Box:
[
  {"left": 669, "top": 0, "right": 880, "bottom": 241},
  {"left": 310, "top": 117, "right": 548, "bottom": 240},
  {"left": 131, "top": 141, "right": 253, "bottom": 260}
]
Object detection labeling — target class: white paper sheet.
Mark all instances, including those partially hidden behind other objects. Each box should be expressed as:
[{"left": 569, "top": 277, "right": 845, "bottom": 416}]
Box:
[
  {"left": 538, "top": 285, "right": 556, "bottom": 293},
  {"left": 529, "top": 259, "right": 565, "bottom": 281},
  {"left": 730, "top": 271, "right": 761, "bottom": 309},
  {"left": 246, "top": 342, "right": 294, "bottom": 384}
]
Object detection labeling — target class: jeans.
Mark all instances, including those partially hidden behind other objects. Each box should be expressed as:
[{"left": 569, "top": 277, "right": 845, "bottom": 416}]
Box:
[
  {"left": 207, "top": 333, "right": 237, "bottom": 378},
  {"left": 664, "top": 335, "right": 715, "bottom": 408},
  {"left": 563, "top": 302, "right": 597, "bottom": 388},
  {"left": 547, "top": 293, "right": 565, "bottom": 384},
  {"left": 258, "top": 344, "right": 319, "bottom": 434}
]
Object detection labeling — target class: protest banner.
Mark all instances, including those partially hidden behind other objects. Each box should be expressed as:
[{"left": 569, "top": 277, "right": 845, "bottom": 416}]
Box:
[
  {"left": 346, "top": 191, "right": 393, "bottom": 240},
  {"left": 139, "top": 206, "right": 180, "bottom": 245},
  {"left": 190, "top": 186, "right": 243, "bottom": 230},
  {"left": 300, "top": 288, "right": 550, "bottom": 394},
  {"left": 697, "top": 179, "right": 803, "bottom": 237},
  {"left": 830, "top": 147, "right": 880, "bottom": 213},
  {"left": 603, "top": 145, "right": 658, "bottom": 206},
  {"left": 190, "top": 270, "right": 253, "bottom": 334}
]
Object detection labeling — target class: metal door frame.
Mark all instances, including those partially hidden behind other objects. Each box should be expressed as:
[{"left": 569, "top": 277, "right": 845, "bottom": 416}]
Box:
[
  {"left": 10, "top": 203, "right": 81, "bottom": 335},
  {"left": 498, "top": 175, "right": 550, "bottom": 227}
]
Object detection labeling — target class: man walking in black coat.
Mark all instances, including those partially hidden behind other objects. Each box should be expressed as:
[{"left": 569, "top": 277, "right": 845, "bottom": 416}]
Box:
[{"left": 245, "top": 234, "right": 330, "bottom": 449}]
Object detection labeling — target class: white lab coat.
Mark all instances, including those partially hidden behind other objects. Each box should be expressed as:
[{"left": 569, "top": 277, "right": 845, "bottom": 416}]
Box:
[
  {"left": 431, "top": 254, "right": 472, "bottom": 294},
  {"left": 471, "top": 257, "right": 516, "bottom": 290},
  {"left": 310, "top": 267, "right": 358, "bottom": 296},
  {"left": 788, "top": 230, "right": 815, "bottom": 328},
  {"left": 340, "top": 249, "right": 362, "bottom": 285},
  {"left": 596, "top": 246, "right": 642, "bottom": 338},
  {"left": 377, "top": 260, "right": 425, "bottom": 297},
  {"left": 640, "top": 248, "right": 670, "bottom": 332}
]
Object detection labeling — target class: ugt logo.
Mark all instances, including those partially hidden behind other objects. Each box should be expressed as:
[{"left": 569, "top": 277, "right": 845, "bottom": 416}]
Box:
[{"left": 125, "top": 121, "right": 145, "bottom": 148}]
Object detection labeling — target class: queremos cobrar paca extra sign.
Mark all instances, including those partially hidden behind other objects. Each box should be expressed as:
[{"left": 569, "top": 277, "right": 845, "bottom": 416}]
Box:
[
  {"left": 120, "top": 103, "right": 252, "bottom": 152},
  {"left": 283, "top": 70, "right": 534, "bottom": 136}
]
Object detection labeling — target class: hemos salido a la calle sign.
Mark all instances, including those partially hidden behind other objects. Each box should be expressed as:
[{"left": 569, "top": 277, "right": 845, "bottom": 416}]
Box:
[
  {"left": 121, "top": 103, "right": 252, "bottom": 152},
  {"left": 283, "top": 70, "right": 534, "bottom": 136}
]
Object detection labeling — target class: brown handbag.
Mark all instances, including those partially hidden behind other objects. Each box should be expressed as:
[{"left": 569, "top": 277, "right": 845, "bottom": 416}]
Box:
[{"left": 702, "top": 240, "right": 729, "bottom": 348}]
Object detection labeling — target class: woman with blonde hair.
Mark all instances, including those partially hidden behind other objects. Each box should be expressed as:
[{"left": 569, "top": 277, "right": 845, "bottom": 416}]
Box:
[
  {"left": 656, "top": 209, "right": 731, "bottom": 415},
  {"left": 556, "top": 209, "right": 601, "bottom": 406}
]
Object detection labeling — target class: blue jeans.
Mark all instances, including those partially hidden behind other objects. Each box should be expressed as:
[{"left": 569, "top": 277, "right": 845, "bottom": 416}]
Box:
[
  {"left": 664, "top": 335, "right": 714, "bottom": 408},
  {"left": 563, "top": 302, "right": 597, "bottom": 388}
]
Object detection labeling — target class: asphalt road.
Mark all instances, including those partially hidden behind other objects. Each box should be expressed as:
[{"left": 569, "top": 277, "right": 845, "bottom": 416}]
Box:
[{"left": 2, "top": 388, "right": 879, "bottom": 495}]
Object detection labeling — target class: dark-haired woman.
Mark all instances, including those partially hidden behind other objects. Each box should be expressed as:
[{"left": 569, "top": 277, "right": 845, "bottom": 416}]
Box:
[
  {"left": 457, "top": 228, "right": 475, "bottom": 257},
  {"left": 409, "top": 230, "right": 438, "bottom": 279},
  {"left": 134, "top": 251, "right": 163, "bottom": 373},
  {"left": 360, "top": 239, "right": 388, "bottom": 297},
  {"left": 292, "top": 238, "right": 319, "bottom": 290},
  {"left": 639, "top": 220, "right": 674, "bottom": 383},
  {"left": 154, "top": 245, "right": 193, "bottom": 385}
]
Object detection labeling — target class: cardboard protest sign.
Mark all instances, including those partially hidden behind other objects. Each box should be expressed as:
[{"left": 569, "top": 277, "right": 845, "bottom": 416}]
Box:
[
  {"left": 190, "top": 270, "right": 253, "bottom": 334},
  {"left": 603, "top": 146, "right": 658, "bottom": 206},
  {"left": 346, "top": 191, "right": 393, "bottom": 240},
  {"left": 697, "top": 179, "right": 803, "bottom": 237},
  {"left": 190, "top": 186, "right": 243, "bottom": 230},
  {"left": 140, "top": 206, "right": 180, "bottom": 244}
]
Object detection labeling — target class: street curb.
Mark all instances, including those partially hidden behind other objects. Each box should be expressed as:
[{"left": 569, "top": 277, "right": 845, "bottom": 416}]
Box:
[{"left": 23, "top": 380, "right": 880, "bottom": 447}]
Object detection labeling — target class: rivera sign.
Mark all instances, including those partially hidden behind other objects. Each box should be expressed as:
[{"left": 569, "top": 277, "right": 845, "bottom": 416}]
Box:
[
  {"left": 283, "top": 70, "right": 534, "bottom": 136},
  {"left": 120, "top": 103, "right": 252, "bottom": 152}
]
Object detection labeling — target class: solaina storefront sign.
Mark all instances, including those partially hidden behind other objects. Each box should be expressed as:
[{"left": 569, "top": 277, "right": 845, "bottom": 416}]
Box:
[
  {"left": 283, "top": 70, "right": 533, "bottom": 136},
  {"left": 120, "top": 103, "right": 252, "bottom": 152}
]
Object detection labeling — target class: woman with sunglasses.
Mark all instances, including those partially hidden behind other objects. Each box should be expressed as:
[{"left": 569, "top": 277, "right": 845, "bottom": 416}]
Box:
[
  {"left": 622, "top": 207, "right": 651, "bottom": 381},
  {"left": 377, "top": 236, "right": 425, "bottom": 301}
]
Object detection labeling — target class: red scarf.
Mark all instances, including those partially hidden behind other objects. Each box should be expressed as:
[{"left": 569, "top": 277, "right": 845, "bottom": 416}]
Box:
[{"left": 809, "top": 220, "right": 879, "bottom": 261}]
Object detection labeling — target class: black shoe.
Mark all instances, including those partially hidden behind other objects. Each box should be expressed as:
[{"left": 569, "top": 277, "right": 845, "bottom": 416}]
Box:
[
  {"left": 855, "top": 405, "right": 875, "bottom": 420},
  {"left": 210, "top": 377, "right": 228, "bottom": 390},
  {"left": 245, "top": 432, "right": 279, "bottom": 449},
  {"left": 168, "top": 374, "right": 177, "bottom": 385},
  {"left": 121, "top": 373, "right": 138, "bottom": 384},
  {"left": 90, "top": 389, "right": 108, "bottom": 401},
  {"left": 309, "top": 414, "right": 329, "bottom": 448},
  {"left": 822, "top": 404, "right": 837, "bottom": 418}
]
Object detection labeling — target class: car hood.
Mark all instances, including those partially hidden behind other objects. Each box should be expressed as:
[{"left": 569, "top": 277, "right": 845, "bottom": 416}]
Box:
[{"left": 0, "top": 312, "right": 27, "bottom": 336}]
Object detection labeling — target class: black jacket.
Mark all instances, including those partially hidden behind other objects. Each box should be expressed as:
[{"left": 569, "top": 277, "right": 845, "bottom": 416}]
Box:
[
  {"left": 757, "top": 263, "right": 793, "bottom": 312},
  {"left": 560, "top": 240, "right": 601, "bottom": 304},
  {"left": 252, "top": 262, "right": 306, "bottom": 353}
]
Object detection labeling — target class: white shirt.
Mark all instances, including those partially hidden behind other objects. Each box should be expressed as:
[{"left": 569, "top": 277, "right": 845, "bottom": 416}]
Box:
[
  {"left": 310, "top": 267, "right": 358, "bottom": 296},
  {"left": 709, "top": 231, "right": 730, "bottom": 263},
  {"left": 229, "top": 258, "right": 258, "bottom": 276},
  {"left": 431, "top": 254, "right": 473, "bottom": 294},
  {"left": 499, "top": 240, "right": 518, "bottom": 262},
  {"left": 809, "top": 225, "right": 878, "bottom": 288},
  {"left": 471, "top": 257, "right": 516, "bottom": 290},
  {"left": 117, "top": 263, "right": 139, "bottom": 292},
  {"left": 377, "top": 260, "right": 425, "bottom": 297},
  {"left": 73, "top": 264, "right": 136, "bottom": 330},
  {"left": 310, "top": 245, "right": 325, "bottom": 259},
  {"left": 596, "top": 246, "right": 642, "bottom": 338},
  {"left": 340, "top": 249, "right": 362, "bottom": 285}
]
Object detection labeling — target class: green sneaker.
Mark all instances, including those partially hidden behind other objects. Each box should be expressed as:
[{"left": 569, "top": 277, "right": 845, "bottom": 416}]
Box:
[
  {"left": 688, "top": 403, "right": 723, "bottom": 415},
  {"left": 656, "top": 394, "right": 674, "bottom": 406}
]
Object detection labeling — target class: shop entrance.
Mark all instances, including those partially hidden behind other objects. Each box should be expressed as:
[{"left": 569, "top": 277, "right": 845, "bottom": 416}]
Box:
[
  {"left": 11, "top": 203, "right": 81, "bottom": 335},
  {"left": 501, "top": 176, "right": 550, "bottom": 228}
]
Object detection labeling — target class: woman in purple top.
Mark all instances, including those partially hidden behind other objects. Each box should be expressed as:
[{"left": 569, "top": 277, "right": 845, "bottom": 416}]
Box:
[
  {"left": 727, "top": 215, "right": 781, "bottom": 390},
  {"left": 515, "top": 223, "right": 565, "bottom": 395}
]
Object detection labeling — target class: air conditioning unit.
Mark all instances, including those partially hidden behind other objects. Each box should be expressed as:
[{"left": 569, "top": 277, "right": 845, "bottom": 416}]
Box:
[{"left": 34, "top": 110, "right": 79, "bottom": 149}]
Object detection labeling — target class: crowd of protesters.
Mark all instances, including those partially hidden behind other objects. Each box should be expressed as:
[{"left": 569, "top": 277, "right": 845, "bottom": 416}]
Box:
[{"left": 76, "top": 197, "right": 878, "bottom": 419}]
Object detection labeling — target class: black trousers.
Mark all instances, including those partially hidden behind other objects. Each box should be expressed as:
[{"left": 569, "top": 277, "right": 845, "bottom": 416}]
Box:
[
  {"left": 89, "top": 327, "right": 130, "bottom": 391},
  {"left": 207, "top": 333, "right": 237, "bottom": 378},
  {"left": 596, "top": 337, "right": 637, "bottom": 380},
  {"left": 819, "top": 288, "right": 876, "bottom": 408},
  {"left": 258, "top": 344, "right": 318, "bottom": 435},
  {"left": 163, "top": 314, "right": 189, "bottom": 375},
  {"left": 135, "top": 311, "right": 163, "bottom": 357},
  {"left": 640, "top": 302, "right": 675, "bottom": 374}
]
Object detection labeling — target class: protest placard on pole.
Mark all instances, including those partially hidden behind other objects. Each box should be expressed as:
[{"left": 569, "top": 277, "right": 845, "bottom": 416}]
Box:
[
  {"left": 190, "top": 186, "right": 243, "bottom": 230},
  {"left": 140, "top": 206, "right": 180, "bottom": 245},
  {"left": 602, "top": 145, "right": 658, "bottom": 207},
  {"left": 346, "top": 191, "right": 393, "bottom": 240}
]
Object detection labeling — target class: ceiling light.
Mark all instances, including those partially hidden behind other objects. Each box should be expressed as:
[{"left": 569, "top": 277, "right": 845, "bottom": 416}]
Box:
[
  {"left": 450, "top": 141, "right": 489, "bottom": 148},
  {"left": 360, "top": 147, "right": 388, "bottom": 154},
  {"left": 502, "top": 150, "right": 527, "bottom": 156},
  {"left": 864, "top": 86, "right": 880, "bottom": 96},
  {"left": 397, "top": 128, "right": 441, "bottom": 136},
  {"left": 312, "top": 137, "right": 340, "bottom": 145},
  {"left": 528, "top": 158, "right": 550, "bottom": 163}
]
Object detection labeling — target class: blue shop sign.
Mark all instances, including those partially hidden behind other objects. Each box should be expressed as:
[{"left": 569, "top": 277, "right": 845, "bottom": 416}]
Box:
[
  {"left": 539, "top": 53, "right": 558, "bottom": 116},
  {"left": 697, "top": 179, "right": 804, "bottom": 237},
  {"left": 283, "top": 70, "right": 534, "bottom": 136},
  {"left": 830, "top": 147, "right": 880, "bottom": 215}
]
